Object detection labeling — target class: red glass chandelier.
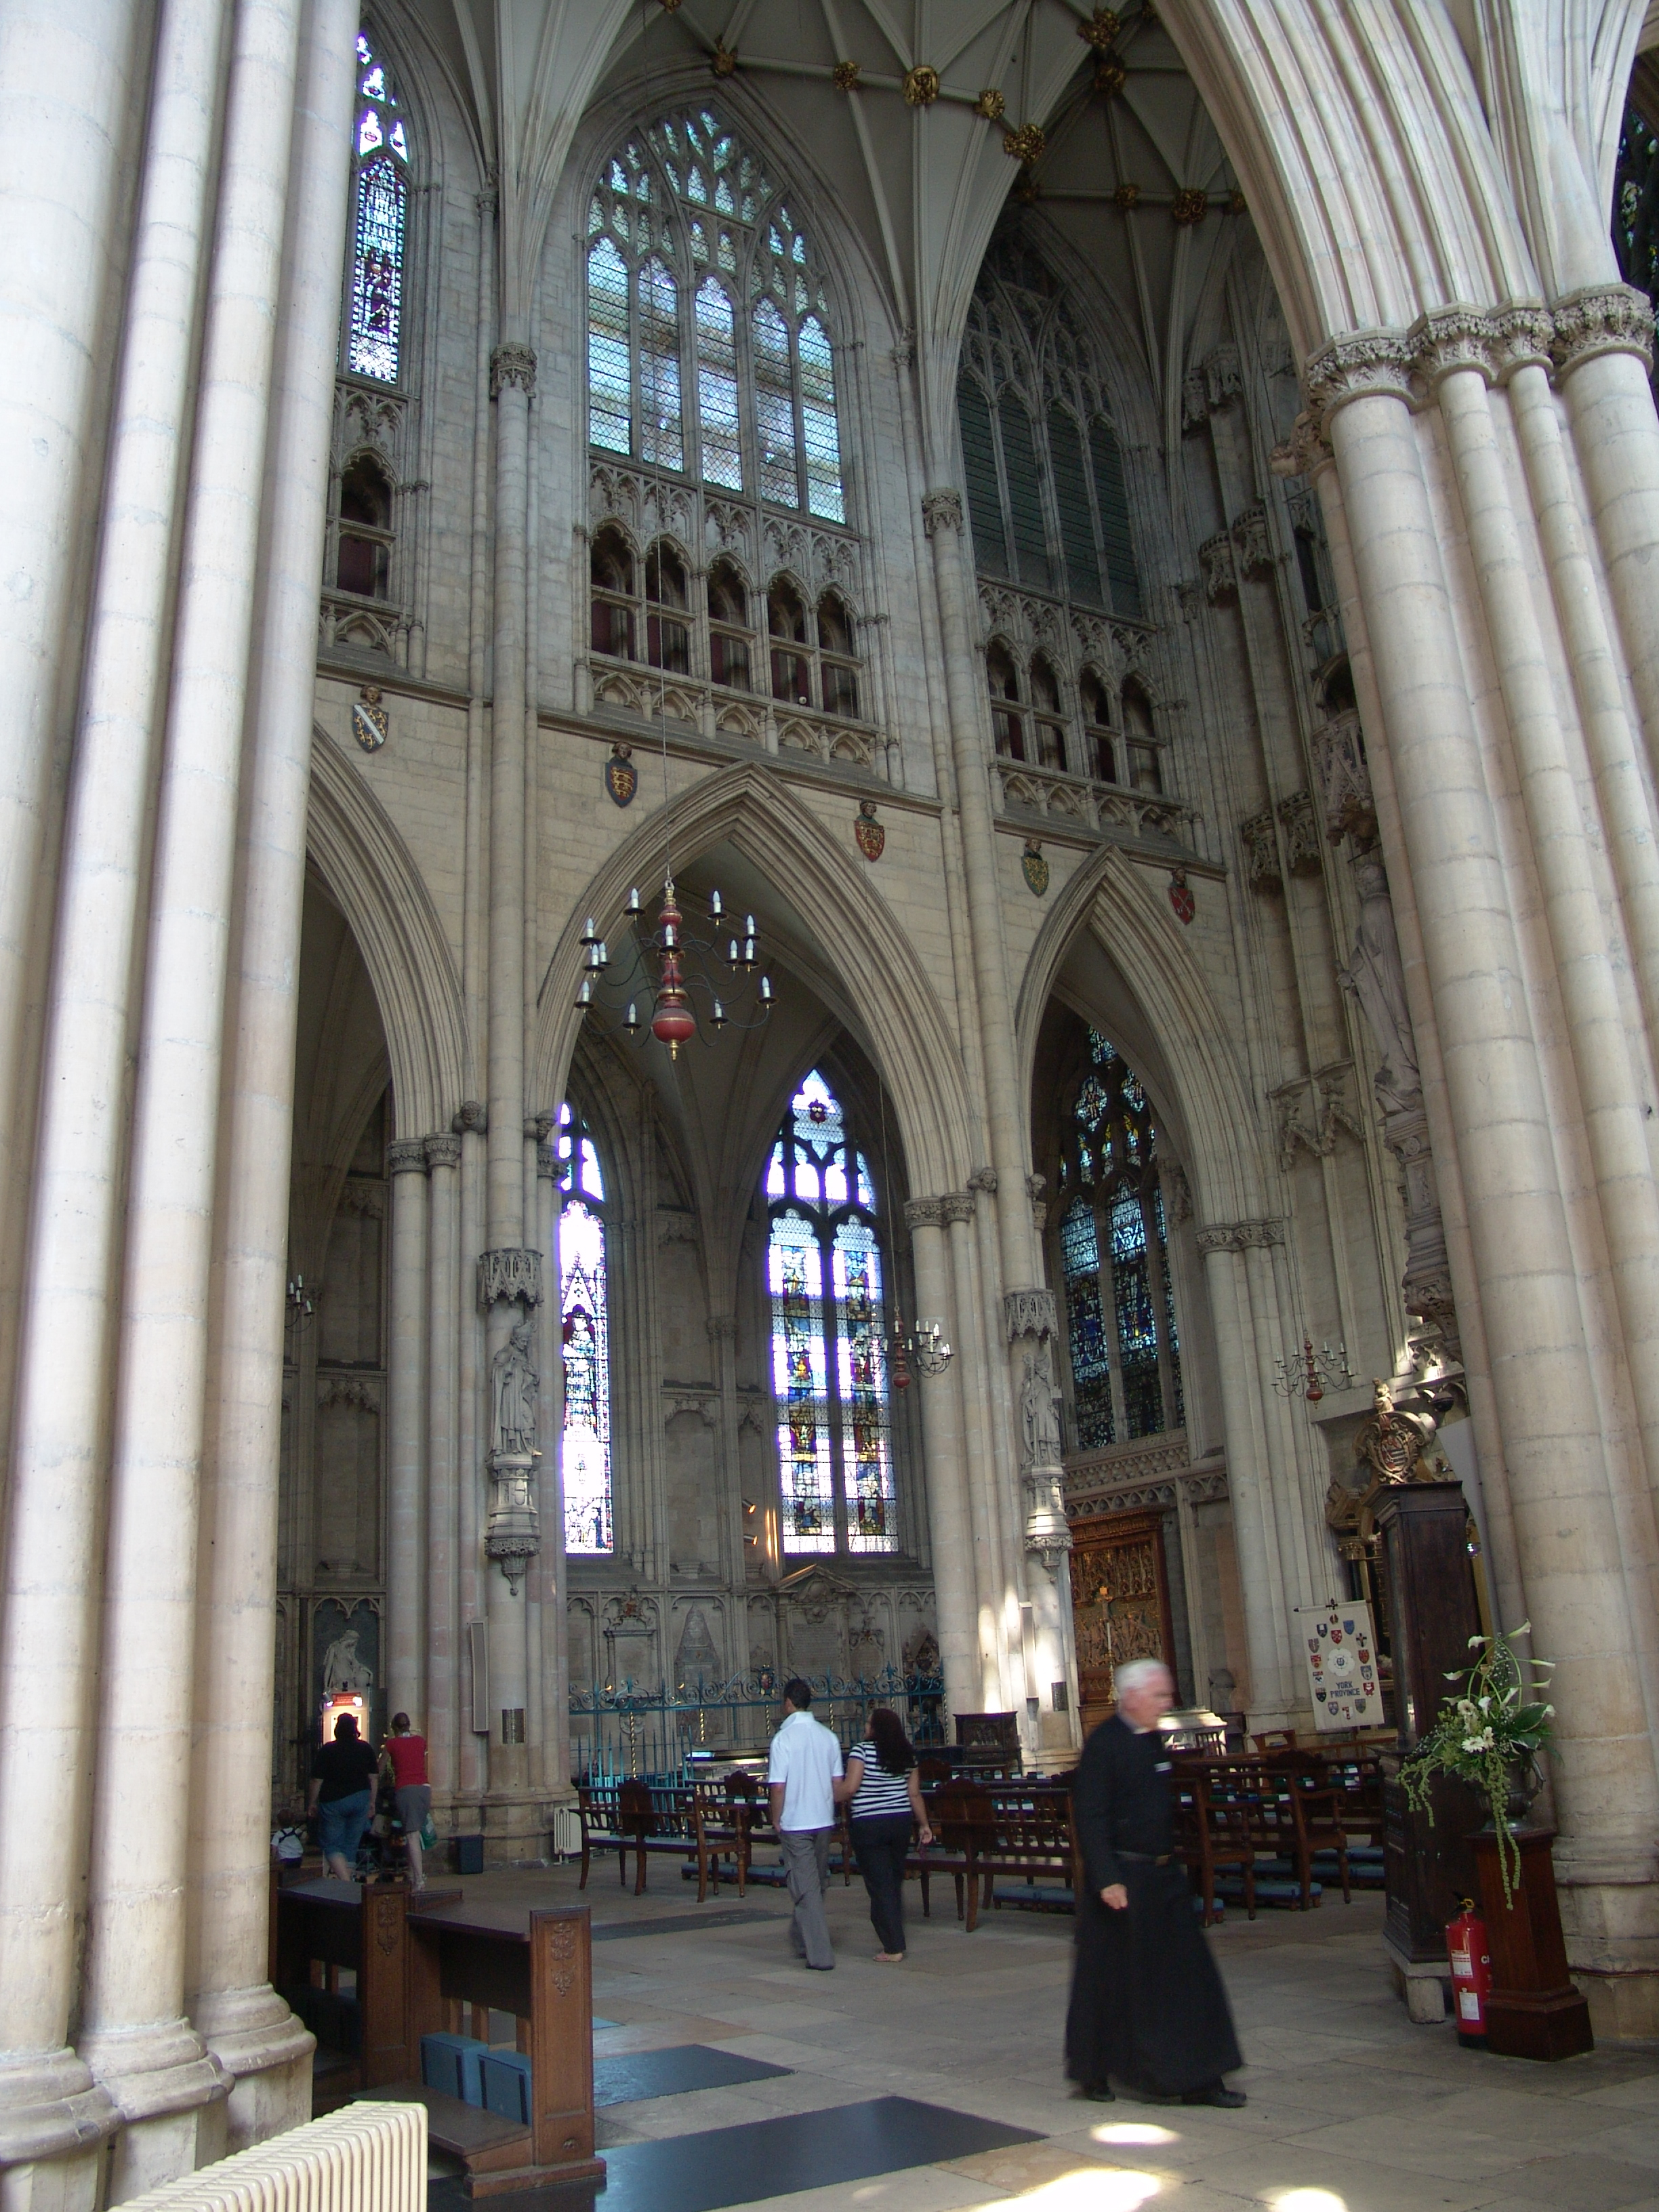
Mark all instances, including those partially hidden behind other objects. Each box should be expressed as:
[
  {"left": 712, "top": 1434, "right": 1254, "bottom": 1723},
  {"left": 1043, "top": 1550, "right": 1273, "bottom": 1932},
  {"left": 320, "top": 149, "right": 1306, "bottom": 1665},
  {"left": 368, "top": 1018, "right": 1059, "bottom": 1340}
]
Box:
[{"left": 575, "top": 880, "right": 774, "bottom": 1058}]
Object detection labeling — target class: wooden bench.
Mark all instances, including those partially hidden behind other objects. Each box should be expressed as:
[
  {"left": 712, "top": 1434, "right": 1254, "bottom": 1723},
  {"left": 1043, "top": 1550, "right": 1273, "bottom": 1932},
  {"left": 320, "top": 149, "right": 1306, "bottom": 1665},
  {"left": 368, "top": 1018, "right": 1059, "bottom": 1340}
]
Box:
[
  {"left": 1171, "top": 1772, "right": 1258, "bottom": 1925},
  {"left": 360, "top": 1897, "right": 602, "bottom": 2198},
  {"left": 575, "top": 1778, "right": 744, "bottom": 1900},
  {"left": 926, "top": 1782, "right": 1076, "bottom": 1932},
  {"left": 273, "top": 1876, "right": 460, "bottom": 2112},
  {"left": 724, "top": 1774, "right": 856, "bottom": 1892},
  {"left": 1176, "top": 1756, "right": 1351, "bottom": 1910}
]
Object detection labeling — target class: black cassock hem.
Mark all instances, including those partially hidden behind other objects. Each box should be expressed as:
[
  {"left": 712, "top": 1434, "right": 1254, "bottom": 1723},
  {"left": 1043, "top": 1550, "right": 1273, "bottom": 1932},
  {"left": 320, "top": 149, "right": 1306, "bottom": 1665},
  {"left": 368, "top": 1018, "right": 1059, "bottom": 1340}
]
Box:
[{"left": 1065, "top": 1866, "right": 1242, "bottom": 2097}]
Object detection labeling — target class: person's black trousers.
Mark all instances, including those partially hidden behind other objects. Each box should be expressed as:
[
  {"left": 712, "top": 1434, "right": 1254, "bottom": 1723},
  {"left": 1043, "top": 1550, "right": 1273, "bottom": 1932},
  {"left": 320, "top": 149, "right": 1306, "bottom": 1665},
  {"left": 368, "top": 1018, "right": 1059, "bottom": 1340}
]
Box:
[{"left": 851, "top": 1816, "right": 913, "bottom": 1953}]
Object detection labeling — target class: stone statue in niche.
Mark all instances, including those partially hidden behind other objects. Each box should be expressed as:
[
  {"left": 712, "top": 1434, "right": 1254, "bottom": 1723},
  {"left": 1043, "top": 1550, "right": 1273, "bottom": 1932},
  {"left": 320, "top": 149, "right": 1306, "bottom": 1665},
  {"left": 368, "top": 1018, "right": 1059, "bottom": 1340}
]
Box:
[
  {"left": 1338, "top": 846, "right": 1419, "bottom": 1113},
  {"left": 1020, "top": 1348, "right": 1064, "bottom": 1469},
  {"left": 491, "top": 1318, "right": 539, "bottom": 1461},
  {"left": 321, "top": 1627, "right": 374, "bottom": 1694}
]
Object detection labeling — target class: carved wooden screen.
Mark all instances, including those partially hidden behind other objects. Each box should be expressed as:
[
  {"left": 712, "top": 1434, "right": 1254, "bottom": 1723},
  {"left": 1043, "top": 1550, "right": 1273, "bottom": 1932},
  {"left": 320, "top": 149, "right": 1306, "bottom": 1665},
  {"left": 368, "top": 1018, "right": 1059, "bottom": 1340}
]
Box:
[{"left": 1069, "top": 1509, "right": 1176, "bottom": 1734}]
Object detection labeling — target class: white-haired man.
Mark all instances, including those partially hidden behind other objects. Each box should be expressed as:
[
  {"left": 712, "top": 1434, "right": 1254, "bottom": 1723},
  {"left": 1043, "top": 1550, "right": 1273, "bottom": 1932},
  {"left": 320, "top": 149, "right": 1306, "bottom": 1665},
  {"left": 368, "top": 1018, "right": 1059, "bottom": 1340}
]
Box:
[{"left": 1065, "top": 1658, "right": 1245, "bottom": 2108}]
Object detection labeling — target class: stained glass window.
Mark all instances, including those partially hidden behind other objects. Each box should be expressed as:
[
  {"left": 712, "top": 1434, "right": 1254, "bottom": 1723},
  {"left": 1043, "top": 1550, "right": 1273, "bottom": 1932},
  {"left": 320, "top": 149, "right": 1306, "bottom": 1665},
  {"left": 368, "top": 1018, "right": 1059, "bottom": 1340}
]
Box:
[
  {"left": 766, "top": 1069, "right": 895, "bottom": 1553},
  {"left": 558, "top": 1105, "right": 613, "bottom": 1553},
  {"left": 347, "top": 30, "right": 408, "bottom": 384},
  {"left": 586, "top": 108, "right": 846, "bottom": 517},
  {"left": 1057, "top": 1033, "right": 1183, "bottom": 1446}
]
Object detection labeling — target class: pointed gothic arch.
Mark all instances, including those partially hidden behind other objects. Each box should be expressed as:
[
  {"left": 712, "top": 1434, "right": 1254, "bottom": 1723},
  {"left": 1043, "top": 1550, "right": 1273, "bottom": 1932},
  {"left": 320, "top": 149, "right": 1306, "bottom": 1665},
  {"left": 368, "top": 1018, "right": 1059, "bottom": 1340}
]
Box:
[
  {"left": 531, "top": 762, "right": 975, "bottom": 1200},
  {"left": 306, "top": 730, "right": 470, "bottom": 1138}
]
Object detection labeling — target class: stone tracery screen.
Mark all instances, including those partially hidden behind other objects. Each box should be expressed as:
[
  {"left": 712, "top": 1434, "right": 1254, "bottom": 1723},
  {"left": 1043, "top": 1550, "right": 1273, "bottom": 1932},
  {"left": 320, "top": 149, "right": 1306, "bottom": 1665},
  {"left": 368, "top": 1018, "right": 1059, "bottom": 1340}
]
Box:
[
  {"left": 585, "top": 108, "right": 846, "bottom": 520},
  {"left": 558, "top": 1105, "right": 613, "bottom": 1553},
  {"left": 1057, "top": 1033, "right": 1183, "bottom": 1448},
  {"left": 766, "top": 1069, "right": 895, "bottom": 1554},
  {"left": 346, "top": 30, "right": 409, "bottom": 384}
]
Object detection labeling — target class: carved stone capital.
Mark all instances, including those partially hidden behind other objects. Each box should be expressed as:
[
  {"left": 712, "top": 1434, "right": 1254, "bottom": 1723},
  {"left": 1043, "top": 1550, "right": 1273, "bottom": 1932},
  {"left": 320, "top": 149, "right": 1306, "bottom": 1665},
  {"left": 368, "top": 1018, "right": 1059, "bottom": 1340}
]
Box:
[
  {"left": 1305, "top": 328, "right": 1416, "bottom": 428},
  {"left": 1230, "top": 500, "right": 1273, "bottom": 577},
  {"left": 1490, "top": 302, "right": 1555, "bottom": 382},
  {"left": 477, "top": 1246, "right": 543, "bottom": 1307},
  {"left": 967, "top": 1165, "right": 998, "bottom": 1193},
  {"left": 386, "top": 1139, "right": 428, "bottom": 1176},
  {"left": 491, "top": 342, "right": 537, "bottom": 396},
  {"left": 904, "top": 1197, "right": 946, "bottom": 1230},
  {"left": 1410, "top": 303, "right": 1501, "bottom": 388},
  {"left": 921, "top": 487, "right": 964, "bottom": 537},
  {"left": 1004, "top": 1287, "right": 1057, "bottom": 1342},
  {"left": 536, "top": 1142, "right": 559, "bottom": 1181},
  {"left": 1198, "top": 531, "right": 1235, "bottom": 603},
  {"left": 424, "top": 1132, "right": 462, "bottom": 1171},
  {"left": 1269, "top": 409, "right": 1333, "bottom": 478},
  {"left": 941, "top": 1191, "right": 977, "bottom": 1225},
  {"left": 1551, "top": 283, "right": 1655, "bottom": 378},
  {"left": 1025, "top": 1172, "right": 1047, "bottom": 1204},
  {"left": 453, "top": 1099, "right": 488, "bottom": 1134}
]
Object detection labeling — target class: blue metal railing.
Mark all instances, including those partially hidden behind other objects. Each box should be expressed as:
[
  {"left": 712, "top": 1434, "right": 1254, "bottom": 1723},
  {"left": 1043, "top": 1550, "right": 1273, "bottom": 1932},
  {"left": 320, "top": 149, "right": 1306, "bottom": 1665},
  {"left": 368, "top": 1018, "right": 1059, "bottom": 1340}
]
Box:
[{"left": 569, "top": 1665, "right": 945, "bottom": 1781}]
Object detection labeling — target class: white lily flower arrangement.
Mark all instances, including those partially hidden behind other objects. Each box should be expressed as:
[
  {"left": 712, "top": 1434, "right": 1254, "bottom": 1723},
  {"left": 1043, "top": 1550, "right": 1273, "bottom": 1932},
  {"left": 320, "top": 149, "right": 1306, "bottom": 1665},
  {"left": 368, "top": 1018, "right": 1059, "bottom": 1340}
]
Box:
[{"left": 1398, "top": 1624, "right": 1556, "bottom": 1906}]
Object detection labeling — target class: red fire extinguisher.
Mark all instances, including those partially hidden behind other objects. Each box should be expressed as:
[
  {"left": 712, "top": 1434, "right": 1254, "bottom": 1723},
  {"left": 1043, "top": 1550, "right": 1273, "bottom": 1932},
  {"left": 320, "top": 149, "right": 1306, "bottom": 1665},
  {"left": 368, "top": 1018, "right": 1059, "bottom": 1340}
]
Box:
[{"left": 1447, "top": 1900, "right": 1490, "bottom": 2045}]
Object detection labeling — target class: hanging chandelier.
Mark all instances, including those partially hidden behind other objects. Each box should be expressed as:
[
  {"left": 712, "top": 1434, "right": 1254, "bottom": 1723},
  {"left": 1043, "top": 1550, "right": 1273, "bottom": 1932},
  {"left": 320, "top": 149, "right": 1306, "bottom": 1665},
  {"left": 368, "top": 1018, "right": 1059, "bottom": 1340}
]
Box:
[
  {"left": 888, "top": 1316, "right": 954, "bottom": 1387},
  {"left": 575, "top": 880, "right": 774, "bottom": 1058}
]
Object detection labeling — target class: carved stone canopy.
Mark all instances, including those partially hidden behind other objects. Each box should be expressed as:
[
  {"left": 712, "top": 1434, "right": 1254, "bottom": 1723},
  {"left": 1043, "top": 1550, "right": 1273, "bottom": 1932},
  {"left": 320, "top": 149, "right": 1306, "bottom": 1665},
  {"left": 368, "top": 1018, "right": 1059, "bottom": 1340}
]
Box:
[
  {"left": 1004, "top": 1286, "right": 1057, "bottom": 1341},
  {"left": 478, "top": 1246, "right": 543, "bottom": 1308}
]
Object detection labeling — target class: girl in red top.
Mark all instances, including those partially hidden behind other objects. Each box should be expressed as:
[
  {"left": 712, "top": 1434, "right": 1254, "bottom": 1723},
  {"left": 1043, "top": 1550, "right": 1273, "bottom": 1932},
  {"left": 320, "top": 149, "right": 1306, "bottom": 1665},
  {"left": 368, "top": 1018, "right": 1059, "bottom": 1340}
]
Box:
[{"left": 381, "top": 1713, "right": 431, "bottom": 1891}]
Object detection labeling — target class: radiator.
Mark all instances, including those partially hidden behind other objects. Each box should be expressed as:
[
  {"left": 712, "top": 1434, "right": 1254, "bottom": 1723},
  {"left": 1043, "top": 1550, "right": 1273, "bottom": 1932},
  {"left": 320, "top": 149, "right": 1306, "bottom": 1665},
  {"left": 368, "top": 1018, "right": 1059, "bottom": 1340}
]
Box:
[
  {"left": 110, "top": 2102, "right": 426, "bottom": 2212},
  {"left": 550, "top": 1805, "right": 581, "bottom": 1858}
]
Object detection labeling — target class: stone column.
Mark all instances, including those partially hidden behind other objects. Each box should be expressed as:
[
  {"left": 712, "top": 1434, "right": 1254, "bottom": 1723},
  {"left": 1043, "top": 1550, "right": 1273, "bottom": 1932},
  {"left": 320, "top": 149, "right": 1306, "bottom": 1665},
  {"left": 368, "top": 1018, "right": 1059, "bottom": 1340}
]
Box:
[
  {"left": 386, "top": 1139, "right": 430, "bottom": 1719},
  {"left": 1004, "top": 1287, "right": 1077, "bottom": 1763},
  {"left": 0, "top": 0, "right": 225, "bottom": 2184},
  {"left": 535, "top": 1135, "right": 569, "bottom": 1799},
  {"left": 79, "top": 0, "right": 305, "bottom": 2192},
  {"left": 1322, "top": 360, "right": 1659, "bottom": 1977},
  {"left": 425, "top": 1134, "right": 462, "bottom": 1803},
  {"left": 454, "top": 1107, "right": 486, "bottom": 1809},
  {"left": 942, "top": 1197, "right": 1012, "bottom": 1710},
  {"left": 480, "top": 335, "right": 536, "bottom": 1832},
  {"left": 1197, "top": 1229, "right": 1294, "bottom": 1725},
  {"left": 1427, "top": 325, "right": 1659, "bottom": 1527},
  {"left": 186, "top": 0, "right": 358, "bottom": 2144},
  {"left": 1507, "top": 346, "right": 1659, "bottom": 1054},
  {"left": 1553, "top": 289, "right": 1659, "bottom": 779},
  {"left": 903, "top": 1201, "right": 977, "bottom": 1723},
  {"left": 0, "top": 0, "right": 148, "bottom": 1337}
]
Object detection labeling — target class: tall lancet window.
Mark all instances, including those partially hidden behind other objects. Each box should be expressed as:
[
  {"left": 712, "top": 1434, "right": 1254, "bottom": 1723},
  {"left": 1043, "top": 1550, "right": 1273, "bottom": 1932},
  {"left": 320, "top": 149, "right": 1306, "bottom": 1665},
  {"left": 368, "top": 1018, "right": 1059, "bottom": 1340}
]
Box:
[
  {"left": 765, "top": 1069, "right": 895, "bottom": 1555},
  {"left": 558, "top": 1105, "right": 613, "bottom": 1554},
  {"left": 346, "top": 29, "right": 409, "bottom": 384},
  {"left": 1057, "top": 1033, "right": 1183, "bottom": 1448}
]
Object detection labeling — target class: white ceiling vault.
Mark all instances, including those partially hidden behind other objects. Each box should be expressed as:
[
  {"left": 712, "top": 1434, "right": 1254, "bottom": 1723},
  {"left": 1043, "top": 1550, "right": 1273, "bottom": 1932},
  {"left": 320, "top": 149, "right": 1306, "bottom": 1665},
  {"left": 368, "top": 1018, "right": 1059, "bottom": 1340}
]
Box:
[{"left": 398, "top": 0, "right": 1240, "bottom": 472}]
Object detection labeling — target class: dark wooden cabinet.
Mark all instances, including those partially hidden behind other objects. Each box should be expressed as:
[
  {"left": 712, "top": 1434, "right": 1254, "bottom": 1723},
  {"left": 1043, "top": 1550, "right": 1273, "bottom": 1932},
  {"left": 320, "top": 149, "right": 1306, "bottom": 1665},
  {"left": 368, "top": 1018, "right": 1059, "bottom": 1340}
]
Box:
[{"left": 1375, "top": 1481, "right": 1485, "bottom": 1964}]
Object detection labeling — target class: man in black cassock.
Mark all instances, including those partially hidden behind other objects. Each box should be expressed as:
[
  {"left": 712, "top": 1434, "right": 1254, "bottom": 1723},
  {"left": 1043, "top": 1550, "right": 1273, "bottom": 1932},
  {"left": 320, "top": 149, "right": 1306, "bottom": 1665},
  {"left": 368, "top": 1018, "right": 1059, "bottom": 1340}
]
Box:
[{"left": 1066, "top": 1658, "right": 1245, "bottom": 2106}]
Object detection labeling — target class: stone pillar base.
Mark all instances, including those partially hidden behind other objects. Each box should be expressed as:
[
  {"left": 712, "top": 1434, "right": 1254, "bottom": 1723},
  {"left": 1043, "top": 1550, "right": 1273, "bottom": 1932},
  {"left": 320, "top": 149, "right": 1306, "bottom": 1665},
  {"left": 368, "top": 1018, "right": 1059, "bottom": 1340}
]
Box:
[
  {"left": 0, "top": 2051, "right": 118, "bottom": 2212},
  {"left": 1382, "top": 1931, "right": 1449, "bottom": 2022},
  {"left": 193, "top": 1986, "right": 315, "bottom": 2153},
  {"left": 479, "top": 1792, "right": 556, "bottom": 1864},
  {"left": 1576, "top": 1967, "right": 1659, "bottom": 2041},
  {"left": 79, "top": 2020, "right": 231, "bottom": 2204}
]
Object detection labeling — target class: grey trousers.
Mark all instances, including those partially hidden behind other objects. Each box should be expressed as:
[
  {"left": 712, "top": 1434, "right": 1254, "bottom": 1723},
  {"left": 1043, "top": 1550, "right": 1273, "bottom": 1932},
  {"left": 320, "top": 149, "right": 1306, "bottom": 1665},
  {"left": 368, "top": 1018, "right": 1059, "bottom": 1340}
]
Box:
[{"left": 780, "top": 1827, "right": 835, "bottom": 1967}]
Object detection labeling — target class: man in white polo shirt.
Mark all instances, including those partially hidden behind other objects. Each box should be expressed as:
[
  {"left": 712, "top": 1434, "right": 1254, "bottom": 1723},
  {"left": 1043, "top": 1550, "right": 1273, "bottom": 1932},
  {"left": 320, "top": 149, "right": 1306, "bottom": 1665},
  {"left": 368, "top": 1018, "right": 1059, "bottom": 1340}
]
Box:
[{"left": 766, "top": 1678, "right": 844, "bottom": 1969}]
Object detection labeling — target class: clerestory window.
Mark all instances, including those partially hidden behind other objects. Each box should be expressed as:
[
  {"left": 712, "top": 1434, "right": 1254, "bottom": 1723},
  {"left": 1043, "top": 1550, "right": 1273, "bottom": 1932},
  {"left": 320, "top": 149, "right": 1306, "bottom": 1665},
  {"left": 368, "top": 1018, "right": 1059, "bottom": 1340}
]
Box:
[
  {"left": 764, "top": 1070, "right": 896, "bottom": 1555},
  {"left": 586, "top": 109, "right": 847, "bottom": 521},
  {"left": 345, "top": 28, "right": 409, "bottom": 385}
]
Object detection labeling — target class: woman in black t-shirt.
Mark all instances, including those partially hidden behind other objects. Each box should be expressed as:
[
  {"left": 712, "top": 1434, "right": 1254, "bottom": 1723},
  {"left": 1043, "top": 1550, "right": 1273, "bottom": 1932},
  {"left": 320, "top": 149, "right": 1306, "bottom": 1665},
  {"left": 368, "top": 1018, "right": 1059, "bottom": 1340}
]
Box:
[{"left": 307, "top": 1715, "right": 380, "bottom": 1877}]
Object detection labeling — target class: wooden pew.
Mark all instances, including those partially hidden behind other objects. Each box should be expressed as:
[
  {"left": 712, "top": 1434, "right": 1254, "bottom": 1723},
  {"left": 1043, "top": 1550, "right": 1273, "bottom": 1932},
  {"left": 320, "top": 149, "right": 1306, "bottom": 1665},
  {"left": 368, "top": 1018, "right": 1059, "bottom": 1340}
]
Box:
[
  {"left": 273, "top": 1876, "right": 460, "bottom": 2110},
  {"left": 363, "top": 1897, "right": 603, "bottom": 2198}
]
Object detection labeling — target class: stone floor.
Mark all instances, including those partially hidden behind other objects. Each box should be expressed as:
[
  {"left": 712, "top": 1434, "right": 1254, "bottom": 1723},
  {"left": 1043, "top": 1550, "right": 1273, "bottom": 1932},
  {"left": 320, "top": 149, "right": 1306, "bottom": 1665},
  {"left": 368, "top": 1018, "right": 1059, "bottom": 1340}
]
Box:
[{"left": 449, "top": 1861, "right": 1659, "bottom": 2212}]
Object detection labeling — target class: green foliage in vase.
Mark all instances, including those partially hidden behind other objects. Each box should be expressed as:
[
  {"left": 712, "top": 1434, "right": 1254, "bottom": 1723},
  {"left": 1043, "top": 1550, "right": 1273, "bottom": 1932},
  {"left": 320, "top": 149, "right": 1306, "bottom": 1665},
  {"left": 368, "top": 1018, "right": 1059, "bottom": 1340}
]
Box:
[{"left": 1397, "top": 1624, "right": 1555, "bottom": 1908}]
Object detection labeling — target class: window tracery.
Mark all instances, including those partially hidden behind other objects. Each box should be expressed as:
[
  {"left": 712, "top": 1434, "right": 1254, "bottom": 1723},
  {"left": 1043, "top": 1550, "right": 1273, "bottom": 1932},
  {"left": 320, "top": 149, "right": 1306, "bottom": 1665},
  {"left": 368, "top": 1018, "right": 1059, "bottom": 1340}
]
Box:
[
  {"left": 558, "top": 1105, "right": 613, "bottom": 1555},
  {"left": 585, "top": 108, "right": 846, "bottom": 521},
  {"left": 1056, "top": 1033, "right": 1183, "bottom": 1448},
  {"left": 764, "top": 1069, "right": 895, "bottom": 1555},
  {"left": 959, "top": 241, "right": 1153, "bottom": 789}
]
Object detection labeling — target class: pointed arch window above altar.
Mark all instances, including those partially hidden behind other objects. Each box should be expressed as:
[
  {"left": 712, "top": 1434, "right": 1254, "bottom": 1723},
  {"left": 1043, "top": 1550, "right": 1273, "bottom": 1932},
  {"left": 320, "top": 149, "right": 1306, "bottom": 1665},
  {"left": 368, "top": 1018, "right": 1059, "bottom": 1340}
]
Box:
[
  {"left": 765, "top": 1069, "right": 895, "bottom": 1555},
  {"left": 558, "top": 1103, "right": 613, "bottom": 1554}
]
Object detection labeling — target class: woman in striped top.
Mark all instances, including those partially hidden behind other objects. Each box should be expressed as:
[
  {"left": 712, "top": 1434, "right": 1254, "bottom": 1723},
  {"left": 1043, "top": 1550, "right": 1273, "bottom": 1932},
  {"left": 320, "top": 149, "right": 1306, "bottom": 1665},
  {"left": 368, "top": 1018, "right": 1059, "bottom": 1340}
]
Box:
[{"left": 832, "top": 1706, "right": 933, "bottom": 1961}]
